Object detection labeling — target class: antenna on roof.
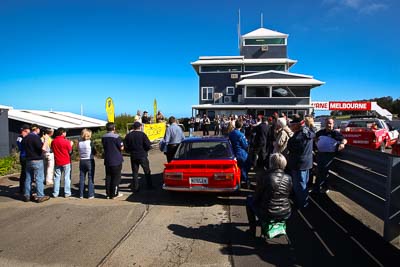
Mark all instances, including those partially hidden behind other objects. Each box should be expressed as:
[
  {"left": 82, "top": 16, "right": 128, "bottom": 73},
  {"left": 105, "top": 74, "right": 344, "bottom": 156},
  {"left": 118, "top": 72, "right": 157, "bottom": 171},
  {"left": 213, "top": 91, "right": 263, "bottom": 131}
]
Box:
[
  {"left": 260, "top": 12, "right": 263, "bottom": 28},
  {"left": 237, "top": 9, "right": 242, "bottom": 51}
]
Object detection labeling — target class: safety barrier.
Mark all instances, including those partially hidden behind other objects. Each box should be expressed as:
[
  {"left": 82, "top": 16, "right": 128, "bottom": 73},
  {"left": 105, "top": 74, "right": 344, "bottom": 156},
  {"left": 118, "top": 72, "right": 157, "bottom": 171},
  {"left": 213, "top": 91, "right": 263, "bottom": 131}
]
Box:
[{"left": 327, "top": 146, "right": 400, "bottom": 245}]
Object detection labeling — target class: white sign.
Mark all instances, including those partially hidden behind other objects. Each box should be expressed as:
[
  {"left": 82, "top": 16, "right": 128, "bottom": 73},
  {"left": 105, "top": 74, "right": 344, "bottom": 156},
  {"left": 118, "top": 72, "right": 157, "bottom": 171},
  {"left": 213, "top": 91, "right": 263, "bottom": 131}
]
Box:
[{"left": 312, "top": 102, "right": 329, "bottom": 110}]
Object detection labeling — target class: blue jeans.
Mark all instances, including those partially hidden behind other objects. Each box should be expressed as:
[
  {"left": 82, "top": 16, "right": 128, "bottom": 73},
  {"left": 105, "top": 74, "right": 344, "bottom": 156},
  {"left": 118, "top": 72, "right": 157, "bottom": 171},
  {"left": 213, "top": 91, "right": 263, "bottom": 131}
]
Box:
[
  {"left": 291, "top": 169, "right": 309, "bottom": 208},
  {"left": 79, "top": 159, "right": 95, "bottom": 198},
  {"left": 25, "top": 160, "right": 45, "bottom": 197},
  {"left": 53, "top": 164, "right": 72, "bottom": 197}
]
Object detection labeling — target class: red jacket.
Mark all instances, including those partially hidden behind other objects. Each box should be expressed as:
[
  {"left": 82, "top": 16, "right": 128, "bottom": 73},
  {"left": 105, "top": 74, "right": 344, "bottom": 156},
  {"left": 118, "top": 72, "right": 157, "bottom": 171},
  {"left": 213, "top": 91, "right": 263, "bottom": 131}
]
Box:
[{"left": 52, "top": 136, "right": 72, "bottom": 166}]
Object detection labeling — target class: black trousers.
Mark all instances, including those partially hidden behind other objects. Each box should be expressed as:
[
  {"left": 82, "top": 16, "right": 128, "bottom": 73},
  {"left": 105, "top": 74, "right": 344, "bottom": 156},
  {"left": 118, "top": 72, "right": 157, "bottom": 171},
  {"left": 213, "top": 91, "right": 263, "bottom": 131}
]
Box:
[
  {"left": 251, "top": 145, "right": 267, "bottom": 168},
  {"left": 130, "top": 157, "right": 152, "bottom": 190},
  {"left": 105, "top": 164, "right": 122, "bottom": 198},
  {"left": 166, "top": 144, "right": 179, "bottom": 163},
  {"left": 19, "top": 157, "right": 26, "bottom": 194},
  {"left": 203, "top": 124, "right": 209, "bottom": 136}
]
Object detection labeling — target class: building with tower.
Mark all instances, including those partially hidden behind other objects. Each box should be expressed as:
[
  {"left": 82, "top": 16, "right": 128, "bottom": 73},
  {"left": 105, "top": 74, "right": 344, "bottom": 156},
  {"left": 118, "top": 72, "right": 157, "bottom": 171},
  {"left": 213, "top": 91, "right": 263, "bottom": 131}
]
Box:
[{"left": 191, "top": 26, "right": 324, "bottom": 118}]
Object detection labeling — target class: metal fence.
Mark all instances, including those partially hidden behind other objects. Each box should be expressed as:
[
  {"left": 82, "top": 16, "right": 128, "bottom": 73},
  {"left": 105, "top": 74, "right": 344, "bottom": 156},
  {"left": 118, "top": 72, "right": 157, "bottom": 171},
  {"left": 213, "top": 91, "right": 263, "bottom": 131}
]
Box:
[{"left": 327, "top": 146, "right": 400, "bottom": 245}]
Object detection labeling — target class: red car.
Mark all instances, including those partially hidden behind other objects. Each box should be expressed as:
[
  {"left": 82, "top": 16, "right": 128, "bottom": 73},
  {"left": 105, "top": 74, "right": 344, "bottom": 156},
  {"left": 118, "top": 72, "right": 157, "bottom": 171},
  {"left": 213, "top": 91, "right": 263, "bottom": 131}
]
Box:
[{"left": 163, "top": 137, "right": 241, "bottom": 192}]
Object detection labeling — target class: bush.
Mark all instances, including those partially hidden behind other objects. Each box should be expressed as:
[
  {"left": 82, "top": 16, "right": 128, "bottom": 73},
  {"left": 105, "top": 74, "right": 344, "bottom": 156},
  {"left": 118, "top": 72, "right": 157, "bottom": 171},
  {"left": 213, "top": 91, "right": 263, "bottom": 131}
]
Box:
[{"left": 0, "top": 154, "right": 20, "bottom": 176}]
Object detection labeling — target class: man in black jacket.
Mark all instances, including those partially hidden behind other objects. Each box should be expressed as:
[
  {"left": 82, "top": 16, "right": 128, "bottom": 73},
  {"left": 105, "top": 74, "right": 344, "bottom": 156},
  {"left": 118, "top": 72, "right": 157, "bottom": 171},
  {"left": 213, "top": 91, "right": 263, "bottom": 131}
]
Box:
[
  {"left": 246, "top": 153, "right": 293, "bottom": 236},
  {"left": 21, "top": 124, "right": 50, "bottom": 203},
  {"left": 124, "top": 122, "right": 153, "bottom": 191},
  {"left": 251, "top": 116, "right": 270, "bottom": 169},
  {"left": 287, "top": 115, "right": 315, "bottom": 208}
]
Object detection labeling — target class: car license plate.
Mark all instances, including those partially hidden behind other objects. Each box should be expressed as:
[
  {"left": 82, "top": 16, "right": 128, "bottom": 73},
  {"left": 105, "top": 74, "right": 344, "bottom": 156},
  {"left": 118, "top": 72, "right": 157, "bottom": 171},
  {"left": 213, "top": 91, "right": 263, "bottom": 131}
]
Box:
[{"left": 190, "top": 177, "right": 208, "bottom": 184}]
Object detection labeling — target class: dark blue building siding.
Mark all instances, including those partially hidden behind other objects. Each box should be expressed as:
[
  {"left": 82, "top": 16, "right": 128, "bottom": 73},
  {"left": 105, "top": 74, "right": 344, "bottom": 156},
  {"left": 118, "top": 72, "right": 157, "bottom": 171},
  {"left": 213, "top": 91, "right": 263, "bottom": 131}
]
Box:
[
  {"left": 0, "top": 109, "right": 10, "bottom": 157},
  {"left": 198, "top": 72, "right": 311, "bottom": 105},
  {"left": 241, "top": 45, "right": 287, "bottom": 59}
]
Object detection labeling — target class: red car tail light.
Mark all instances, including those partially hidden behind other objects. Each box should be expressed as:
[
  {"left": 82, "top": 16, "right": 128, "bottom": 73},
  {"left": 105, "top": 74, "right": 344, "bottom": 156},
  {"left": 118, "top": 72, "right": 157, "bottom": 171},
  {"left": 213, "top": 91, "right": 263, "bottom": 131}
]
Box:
[
  {"left": 214, "top": 173, "right": 234, "bottom": 180},
  {"left": 164, "top": 172, "right": 183, "bottom": 180}
]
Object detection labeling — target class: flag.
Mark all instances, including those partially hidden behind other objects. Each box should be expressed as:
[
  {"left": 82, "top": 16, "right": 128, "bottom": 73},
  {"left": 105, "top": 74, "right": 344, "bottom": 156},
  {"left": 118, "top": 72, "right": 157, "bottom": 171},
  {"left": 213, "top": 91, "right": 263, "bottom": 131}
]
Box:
[
  {"left": 105, "top": 97, "right": 115, "bottom": 123},
  {"left": 153, "top": 98, "right": 157, "bottom": 123}
]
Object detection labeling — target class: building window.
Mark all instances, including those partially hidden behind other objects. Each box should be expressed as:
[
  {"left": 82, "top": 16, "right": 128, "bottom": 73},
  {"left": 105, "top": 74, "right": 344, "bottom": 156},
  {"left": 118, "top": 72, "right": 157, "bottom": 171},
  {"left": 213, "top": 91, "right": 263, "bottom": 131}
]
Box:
[
  {"left": 226, "top": 86, "right": 235, "bottom": 95},
  {"left": 272, "top": 86, "right": 309, "bottom": 97},
  {"left": 244, "top": 65, "right": 285, "bottom": 72},
  {"left": 246, "top": 86, "right": 270, "bottom": 98},
  {"left": 200, "top": 65, "right": 242, "bottom": 73},
  {"left": 244, "top": 38, "right": 285, "bottom": 46},
  {"left": 201, "top": 87, "right": 214, "bottom": 100}
]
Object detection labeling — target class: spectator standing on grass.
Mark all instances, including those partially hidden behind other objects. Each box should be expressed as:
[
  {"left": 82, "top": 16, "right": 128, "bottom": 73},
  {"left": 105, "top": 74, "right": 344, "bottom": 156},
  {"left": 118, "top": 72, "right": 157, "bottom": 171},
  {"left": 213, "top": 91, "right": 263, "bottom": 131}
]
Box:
[
  {"left": 16, "top": 124, "right": 30, "bottom": 197},
  {"left": 51, "top": 128, "right": 73, "bottom": 198},
  {"left": 313, "top": 117, "right": 347, "bottom": 194},
  {"left": 124, "top": 122, "right": 153, "bottom": 191},
  {"left": 41, "top": 128, "right": 54, "bottom": 186},
  {"left": 22, "top": 124, "right": 50, "bottom": 203},
  {"left": 164, "top": 116, "right": 185, "bottom": 163},
  {"left": 287, "top": 115, "right": 315, "bottom": 208},
  {"left": 77, "top": 129, "right": 96, "bottom": 199},
  {"left": 102, "top": 122, "right": 124, "bottom": 199}
]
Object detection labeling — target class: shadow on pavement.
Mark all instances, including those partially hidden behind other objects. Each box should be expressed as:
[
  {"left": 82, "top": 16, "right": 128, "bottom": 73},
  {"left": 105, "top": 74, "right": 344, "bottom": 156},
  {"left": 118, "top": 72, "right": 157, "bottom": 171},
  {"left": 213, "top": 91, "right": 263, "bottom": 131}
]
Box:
[{"left": 125, "top": 173, "right": 247, "bottom": 207}]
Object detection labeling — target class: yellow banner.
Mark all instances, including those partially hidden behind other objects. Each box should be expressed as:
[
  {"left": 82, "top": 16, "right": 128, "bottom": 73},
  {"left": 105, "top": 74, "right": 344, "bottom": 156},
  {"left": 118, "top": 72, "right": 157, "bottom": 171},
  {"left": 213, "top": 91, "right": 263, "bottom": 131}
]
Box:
[
  {"left": 153, "top": 98, "right": 157, "bottom": 123},
  {"left": 143, "top": 123, "right": 166, "bottom": 141},
  {"left": 105, "top": 97, "right": 115, "bottom": 123}
]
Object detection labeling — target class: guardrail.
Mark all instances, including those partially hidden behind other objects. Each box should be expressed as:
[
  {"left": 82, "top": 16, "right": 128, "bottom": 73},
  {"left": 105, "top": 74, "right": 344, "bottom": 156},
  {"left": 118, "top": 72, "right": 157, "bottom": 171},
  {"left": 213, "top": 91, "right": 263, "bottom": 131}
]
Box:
[{"left": 327, "top": 145, "right": 400, "bottom": 245}]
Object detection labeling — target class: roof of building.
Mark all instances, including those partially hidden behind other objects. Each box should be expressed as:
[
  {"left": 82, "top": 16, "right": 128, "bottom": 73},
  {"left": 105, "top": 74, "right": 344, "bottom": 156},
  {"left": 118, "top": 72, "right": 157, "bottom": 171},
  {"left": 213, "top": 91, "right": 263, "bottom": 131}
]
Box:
[
  {"left": 191, "top": 58, "right": 297, "bottom": 73},
  {"left": 241, "top": 27, "right": 288, "bottom": 38},
  {"left": 0, "top": 105, "right": 12, "bottom": 110},
  {"left": 7, "top": 108, "right": 107, "bottom": 129},
  {"left": 241, "top": 70, "right": 313, "bottom": 79},
  {"left": 236, "top": 78, "right": 325, "bottom": 87},
  {"left": 192, "top": 104, "right": 313, "bottom": 110}
]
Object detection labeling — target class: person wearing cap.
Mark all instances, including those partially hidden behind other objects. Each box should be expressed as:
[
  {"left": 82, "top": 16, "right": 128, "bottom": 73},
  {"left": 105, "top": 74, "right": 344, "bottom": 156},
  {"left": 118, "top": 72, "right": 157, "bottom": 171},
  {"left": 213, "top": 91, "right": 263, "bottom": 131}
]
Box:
[
  {"left": 16, "top": 124, "right": 30, "bottom": 196},
  {"left": 287, "top": 114, "right": 315, "bottom": 208},
  {"left": 51, "top": 128, "right": 73, "bottom": 198},
  {"left": 102, "top": 122, "right": 124, "bottom": 199},
  {"left": 124, "top": 121, "right": 153, "bottom": 191},
  {"left": 142, "top": 111, "right": 151, "bottom": 124},
  {"left": 164, "top": 116, "right": 185, "bottom": 163},
  {"left": 21, "top": 124, "right": 50, "bottom": 203}
]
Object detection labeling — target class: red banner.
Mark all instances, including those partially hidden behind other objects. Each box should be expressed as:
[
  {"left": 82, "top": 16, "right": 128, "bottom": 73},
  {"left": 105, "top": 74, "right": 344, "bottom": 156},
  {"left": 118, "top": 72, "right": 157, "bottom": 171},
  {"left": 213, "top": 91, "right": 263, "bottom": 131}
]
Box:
[{"left": 328, "top": 101, "right": 371, "bottom": 111}]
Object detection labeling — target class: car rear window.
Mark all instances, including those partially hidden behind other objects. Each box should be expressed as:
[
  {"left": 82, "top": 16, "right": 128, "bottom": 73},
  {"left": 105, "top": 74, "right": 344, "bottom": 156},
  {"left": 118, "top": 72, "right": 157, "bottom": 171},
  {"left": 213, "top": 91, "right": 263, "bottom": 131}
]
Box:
[
  {"left": 347, "top": 121, "right": 382, "bottom": 129},
  {"left": 174, "top": 141, "right": 233, "bottom": 160}
]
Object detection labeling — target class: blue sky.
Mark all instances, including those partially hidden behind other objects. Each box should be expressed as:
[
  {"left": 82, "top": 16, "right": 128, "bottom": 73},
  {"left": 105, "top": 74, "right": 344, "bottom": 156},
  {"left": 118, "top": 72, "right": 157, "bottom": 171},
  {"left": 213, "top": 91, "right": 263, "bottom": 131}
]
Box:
[{"left": 0, "top": 0, "right": 399, "bottom": 119}]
